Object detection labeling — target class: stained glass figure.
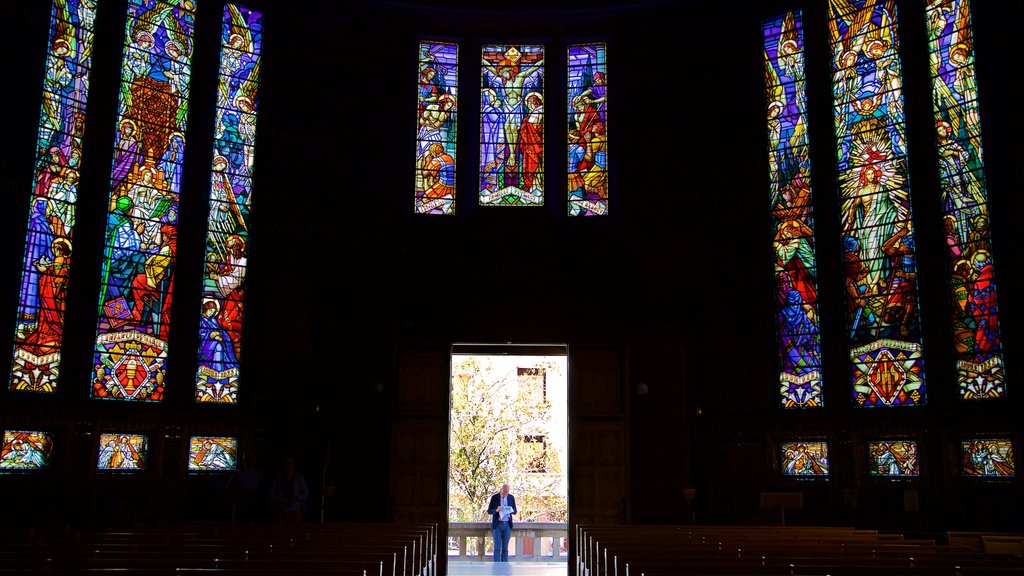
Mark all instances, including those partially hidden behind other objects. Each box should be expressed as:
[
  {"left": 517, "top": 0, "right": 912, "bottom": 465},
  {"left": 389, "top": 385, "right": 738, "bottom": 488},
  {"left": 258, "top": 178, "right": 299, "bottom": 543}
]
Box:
[
  {"left": 867, "top": 440, "right": 919, "bottom": 476},
  {"left": 780, "top": 441, "right": 829, "bottom": 477},
  {"left": 415, "top": 41, "right": 458, "bottom": 215},
  {"left": 9, "top": 0, "right": 98, "bottom": 394},
  {"left": 764, "top": 11, "right": 823, "bottom": 408},
  {"left": 0, "top": 431, "right": 55, "bottom": 471},
  {"left": 195, "top": 4, "right": 261, "bottom": 403},
  {"left": 961, "top": 438, "right": 1014, "bottom": 477},
  {"left": 829, "top": 0, "right": 926, "bottom": 407},
  {"left": 96, "top": 433, "right": 148, "bottom": 470},
  {"left": 567, "top": 43, "right": 607, "bottom": 216},
  {"left": 91, "top": 0, "right": 197, "bottom": 401},
  {"left": 925, "top": 0, "right": 1005, "bottom": 400},
  {"left": 479, "top": 44, "right": 544, "bottom": 206},
  {"left": 188, "top": 436, "right": 238, "bottom": 470}
]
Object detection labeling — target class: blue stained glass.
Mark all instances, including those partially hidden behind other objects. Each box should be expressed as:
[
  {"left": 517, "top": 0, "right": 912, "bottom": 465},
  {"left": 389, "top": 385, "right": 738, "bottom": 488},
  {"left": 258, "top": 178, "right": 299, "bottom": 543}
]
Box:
[
  {"left": 416, "top": 41, "right": 458, "bottom": 215},
  {"left": 829, "top": 0, "right": 926, "bottom": 407},
  {"left": 567, "top": 43, "right": 607, "bottom": 216}
]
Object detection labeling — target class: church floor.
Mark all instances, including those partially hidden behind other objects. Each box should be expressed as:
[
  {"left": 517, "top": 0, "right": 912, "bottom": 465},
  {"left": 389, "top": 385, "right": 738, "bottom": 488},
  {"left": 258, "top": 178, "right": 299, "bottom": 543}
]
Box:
[{"left": 446, "top": 560, "right": 570, "bottom": 576}]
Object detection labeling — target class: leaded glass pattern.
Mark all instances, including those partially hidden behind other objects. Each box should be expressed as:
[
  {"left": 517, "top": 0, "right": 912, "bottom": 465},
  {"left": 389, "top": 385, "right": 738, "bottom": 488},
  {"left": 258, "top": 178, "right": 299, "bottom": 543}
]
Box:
[
  {"left": 195, "top": 4, "right": 261, "bottom": 403},
  {"left": 780, "top": 441, "right": 829, "bottom": 476},
  {"left": 0, "top": 431, "right": 55, "bottom": 471},
  {"left": 91, "top": 0, "right": 196, "bottom": 402},
  {"left": 9, "top": 0, "right": 98, "bottom": 394},
  {"left": 567, "top": 43, "right": 607, "bottom": 216},
  {"left": 867, "top": 440, "right": 919, "bottom": 476},
  {"left": 829, "top": 0, "right": 926, "bottom": 407},
  {"left": 764, "top": 11, "right": 823, "bottom": 408},
  {"left": 188, "top": 436, "right": 238, "bottom": 470},
  {"left": 961, "top": 438, "right": 1014, "bottom": 477},
  {"left": 96, "top": 433, "right": 148, "bottom": 470},
  {"left": 480, "top": 44, "right": 545, "bottom": 206},
  {"left": 415, "top": 41, "right": 458, "bottom": 215},
  {"left": 925, "top": 0, "right": 1004, "bottom": 400}
]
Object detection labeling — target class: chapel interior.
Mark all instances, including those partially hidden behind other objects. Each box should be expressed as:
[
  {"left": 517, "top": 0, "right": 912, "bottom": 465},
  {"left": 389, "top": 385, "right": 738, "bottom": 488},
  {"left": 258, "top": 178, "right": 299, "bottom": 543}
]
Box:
[{"left": 0, "top": 0, "right": 1022, "bottom": 569}]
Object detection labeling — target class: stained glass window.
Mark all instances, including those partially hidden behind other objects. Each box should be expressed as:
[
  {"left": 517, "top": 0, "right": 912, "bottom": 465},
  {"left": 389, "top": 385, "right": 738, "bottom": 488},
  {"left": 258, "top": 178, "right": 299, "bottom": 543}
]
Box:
[
  {"left": 961, "top": 438, "right": 1014, "bottom": 477},
  {"left": 96, "top": 433, "right": 148, "bottom": 470},
  {"left": 91, "top": 0, "right": 196, "bottom": 402},
  {"left": 480, "top": 44, "right": 545, "bottom": 206},
  {"left": 764, "top": 11, "right": 823, "bottom": 408},
  {"left": 9, "top": 0, "right": 98, "bottom": 394},
  {"left": 780, "top": 441, "right": 829, "bottom": 477},
  {"left": 867, "top": 439, "right": 919, "bottom": 477},
  {"left": 1, "top": 431, "right": 55, "bottom": 471},
  {"left": 567, "top": 43, "right": 607, "bottom": 216},
  {"left": 925, "top": 0, "right": 1005, "bottom": 400},
  {"left": 195, "top": 4, "right": 261, "bottom": 403},
  {"left": 415, "top": 41, "right": 458, "bottom": 215},
  {"left": 829, "top": 0, "right": 925, "bottom": 407},
  {"left": 188, "top": 436, "right": 238, "bottom": 470}
]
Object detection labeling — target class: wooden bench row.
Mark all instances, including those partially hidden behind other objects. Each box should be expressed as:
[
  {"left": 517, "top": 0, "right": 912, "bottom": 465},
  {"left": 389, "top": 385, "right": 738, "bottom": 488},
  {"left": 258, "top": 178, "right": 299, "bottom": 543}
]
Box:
[
  {"left": 576, "top": 525, "right": 1024, "bottom": 576},
  {"left": 0, "top": 522, "right": 438, "bottom": 576}
]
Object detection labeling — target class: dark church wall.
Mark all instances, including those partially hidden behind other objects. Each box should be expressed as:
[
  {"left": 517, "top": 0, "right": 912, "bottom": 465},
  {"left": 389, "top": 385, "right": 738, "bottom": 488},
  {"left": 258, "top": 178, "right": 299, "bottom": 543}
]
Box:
[{"left": 1, "top": 0, "right": 1022, "bottom": 535}]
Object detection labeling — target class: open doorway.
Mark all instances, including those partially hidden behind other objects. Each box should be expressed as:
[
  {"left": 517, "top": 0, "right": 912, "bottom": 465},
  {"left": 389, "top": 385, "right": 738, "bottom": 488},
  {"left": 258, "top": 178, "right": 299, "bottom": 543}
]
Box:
[{"left": 447, "top": 343, "right": 568, "bottom": 563}]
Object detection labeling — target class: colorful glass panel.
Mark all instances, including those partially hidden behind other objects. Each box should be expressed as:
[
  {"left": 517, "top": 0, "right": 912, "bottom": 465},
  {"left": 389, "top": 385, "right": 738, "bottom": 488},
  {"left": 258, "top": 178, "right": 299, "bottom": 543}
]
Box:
[
  {"left": 961, "top": 438, "right": 1014, "bottom": 477},
  {"left": 925, "top": 0, "right": 1005, "bottom": 400},
  {"left": 764, "top": 11, "right": 823, "bottom": 408},
  {"left": 0, "top": 431, "right": 55, "bottom": 471},
  {"left": 9, "top": 0, "right": 98, "bottom": 394},
  {"left": 867, "top": 440, "right": 920, "bottom": 476},
  {"left": 91, "top": 0, "right": 196, "bottom": 401},
  {"left": 479, "top": 44, "right": 545, "bottom": 206},
  {"left": 780, "top": 441, "right": 829, "bottom": 477},
  {"left": 96, "top": 433, "right": 148, "bottom": 470},
  {"left": 195, "top": 4, "right": 261, "bottom": 403},
  {"left": 415, "top": 41, "right": 458, "bottom": 215},
  {"left": 567, "top": 43, "right": 607, "bottom": 216},
  {"left": 188, "top": 436, "right": 238, "bottom": 470},
  {"left": 829, "top": 0, "right": 926, "bottom": 407}
]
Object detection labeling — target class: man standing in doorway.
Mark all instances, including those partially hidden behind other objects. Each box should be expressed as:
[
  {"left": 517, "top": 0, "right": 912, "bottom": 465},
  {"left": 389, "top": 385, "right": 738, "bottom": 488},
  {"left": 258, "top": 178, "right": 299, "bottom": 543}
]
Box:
[{"left": 487, "top": 483, "right": 517, "bottom": 562}]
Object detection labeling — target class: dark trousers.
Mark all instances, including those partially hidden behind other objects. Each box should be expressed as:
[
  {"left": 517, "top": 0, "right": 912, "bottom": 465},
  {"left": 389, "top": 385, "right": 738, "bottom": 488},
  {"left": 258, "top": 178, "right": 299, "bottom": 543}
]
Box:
[{"left": 492, "top": 521, "right": 511, "bottom": 561}]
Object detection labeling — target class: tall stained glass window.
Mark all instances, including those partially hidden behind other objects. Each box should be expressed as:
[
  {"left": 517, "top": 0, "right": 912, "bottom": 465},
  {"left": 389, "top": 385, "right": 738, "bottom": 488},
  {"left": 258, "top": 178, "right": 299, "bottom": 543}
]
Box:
[
  {"left": 829, "top": 0, "right": 925, "bottom": 407},
  {"left": 415, "top": 41, "right": 458, "bottom": 215},
  {"left": 567, "top": 43, "right": 607, "bottom": 216},
  {"left": 91, "top": 0, "right": 196, "bottom": 402},
  {"left": 764, "top": 11, "right": 823, "bottom": 408},
  {"left": 925, "top": 0, "right": 1004, "bottom": 400},
  {"left": 195, "top": 4, "right": 261, "bottom": 403},
  {"left": 480, "top": 44, "right": 544, "bottom": 206},
  {"left": 9, "top": 0, "right": 98, "bottom": 394}
]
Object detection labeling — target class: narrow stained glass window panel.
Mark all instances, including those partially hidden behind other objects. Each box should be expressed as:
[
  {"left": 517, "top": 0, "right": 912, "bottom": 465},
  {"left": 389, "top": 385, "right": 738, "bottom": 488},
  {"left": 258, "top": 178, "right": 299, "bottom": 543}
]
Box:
[
  {"left": 764, "top": 11, "right": 823, "bottom": 408},
  {"left": 91, "top": 0, "right": 196, "bottom": 402},
  {"left": 961, "top": 438, "right": 1014, "bottom": 477},
  {"left": 195, "top": 4, "right": 261, "bottom": 403},
  {"left": 97, "top": 433, "right": 149, "bottom": 470},
  {"left": 867, "top": 440, "right": 920, "bottom": 477},
  {"left": 9, "top": 0, "right": 98, "bottom": 394},
  {"left": 780, "top": 441, "right": 829, "bottom": 477},
  {"left": 480, "top": 44, "right": 544, "bottom": 206},
  {"left": 926, "top": 0, "right": 1005, "bottom": 400},
  {"left": 188, "top": 436, "right": 238, "bottom": 470},
  {"left": 415, "top": 41, "right": 457, "bottom": 215},
  {"left": 829, "top": 0, "right": 926, "bottom": 407},
  {"left": 567, "top": 43, "right": 607, "bottom": 216},
  {"left": 1, "top": 431, "right": 55, "bottom": 471}
]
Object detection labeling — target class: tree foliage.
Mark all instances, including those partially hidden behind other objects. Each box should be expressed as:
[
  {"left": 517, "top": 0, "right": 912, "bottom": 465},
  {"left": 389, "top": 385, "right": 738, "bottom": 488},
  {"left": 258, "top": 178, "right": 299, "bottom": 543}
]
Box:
[{"left": 448, "top": 355, "right": 566, "bottom": 523}]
